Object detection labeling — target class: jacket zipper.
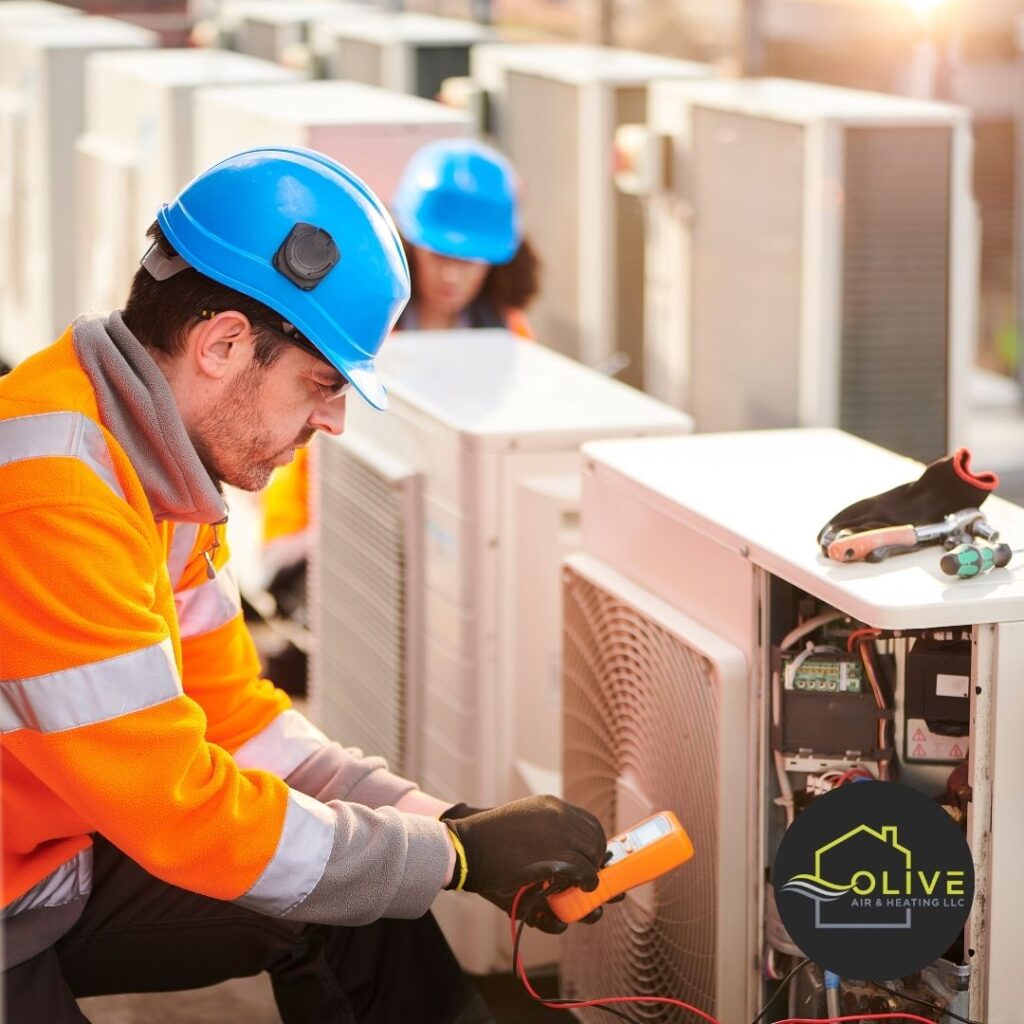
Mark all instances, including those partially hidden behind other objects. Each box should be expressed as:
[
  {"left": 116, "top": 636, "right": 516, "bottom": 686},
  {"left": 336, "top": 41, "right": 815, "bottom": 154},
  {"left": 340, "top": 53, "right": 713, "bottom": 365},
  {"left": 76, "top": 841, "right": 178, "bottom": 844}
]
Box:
[{"left": 202, "top": 519, "right": 227, "bottom": 579}]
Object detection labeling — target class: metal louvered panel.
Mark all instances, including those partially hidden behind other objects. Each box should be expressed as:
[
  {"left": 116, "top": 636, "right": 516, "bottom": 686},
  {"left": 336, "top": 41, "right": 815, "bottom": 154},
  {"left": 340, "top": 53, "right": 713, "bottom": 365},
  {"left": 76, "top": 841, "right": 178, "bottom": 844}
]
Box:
[
  {"left": 691, "top": 108, "right": 805, "bottom": 431},
  {"left": 839, "top": 125, "right": 951, "bottom": 463},
  {"left": 613, "top": 84, "right": 648, "bottom": 389},
  {"left": 309, "top": 435, "right": 421, "bottom": 777},
  {"left": 974, "top": 119, "right": 1015, "bottom": 374},
  {"left": 504, "top": 69, "right": 582, "bottom": 360},
  {"left": 561, "top": 556, "right": 748, "bottom": 1023},
  {"left": 413, "top": 45, "right": 469, "bottom": 100},
  {"left": 336, "top": 38, "right": 386, "bottom": 87}
]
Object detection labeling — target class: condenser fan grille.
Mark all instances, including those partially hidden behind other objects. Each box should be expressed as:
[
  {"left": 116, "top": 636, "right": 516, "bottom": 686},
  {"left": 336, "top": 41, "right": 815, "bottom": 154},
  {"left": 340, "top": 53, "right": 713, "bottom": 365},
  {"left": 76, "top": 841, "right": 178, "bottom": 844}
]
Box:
[
  {"left": 561, "top": 563, "right": 723, "bottom": 1022},
  {"left": 310, "top": 437, "right": 419, "bottom": 775}
]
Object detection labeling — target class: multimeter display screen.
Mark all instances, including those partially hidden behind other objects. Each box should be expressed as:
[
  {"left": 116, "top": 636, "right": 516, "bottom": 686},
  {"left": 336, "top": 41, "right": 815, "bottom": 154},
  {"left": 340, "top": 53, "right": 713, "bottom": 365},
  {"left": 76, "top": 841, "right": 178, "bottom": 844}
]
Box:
[{"left": 628, "top": 815, "right": 671, "bottom": 849}]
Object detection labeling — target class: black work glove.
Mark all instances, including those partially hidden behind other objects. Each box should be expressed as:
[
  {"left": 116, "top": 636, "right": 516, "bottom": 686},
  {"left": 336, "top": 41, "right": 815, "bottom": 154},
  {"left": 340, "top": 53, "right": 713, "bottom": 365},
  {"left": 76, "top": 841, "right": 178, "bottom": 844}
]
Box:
[
  {"left": 442, "top": 795, "right": 607, "bottom": 935},
  {"left": 818, "top": 448, "right": 998, "bottom": 554}
]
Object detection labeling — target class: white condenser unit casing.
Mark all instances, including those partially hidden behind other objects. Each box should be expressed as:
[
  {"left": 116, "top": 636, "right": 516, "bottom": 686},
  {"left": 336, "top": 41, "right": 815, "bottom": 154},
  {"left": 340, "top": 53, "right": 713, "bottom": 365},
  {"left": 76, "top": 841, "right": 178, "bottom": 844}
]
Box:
[
  {"left": 467, "top": 44, "right": 712, "bottom": 389},
  {"left": 0, "top": 17, "right": 156, "bottom": 367},
  {"left": 232, "top": 0, "right": 365, "bottom": 65},
  {"left": 642, "top": 77, "right": 976, "bottom": 464},
  {"left": 192, "top": 79, "right": 473, "bottom": 199},
  {"left": 318, "top": 12, "right": 490, "bottom": 100},
  {"left": 309, "top": 329, "right": 692, "bottom": 973},
  {"left": 560, "top": 439, "right": 756, "bottom": 1024},
  {"left": 564, "top": 429, "right": 1024, "bottom": 1023},
  {"left": 76, "top": 49, "right": 299, "bottom": 318}
]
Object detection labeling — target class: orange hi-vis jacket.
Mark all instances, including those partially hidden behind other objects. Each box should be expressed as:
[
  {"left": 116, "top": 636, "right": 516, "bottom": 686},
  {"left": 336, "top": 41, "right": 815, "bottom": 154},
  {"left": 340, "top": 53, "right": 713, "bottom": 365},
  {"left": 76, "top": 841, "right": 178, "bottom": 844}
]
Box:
[{"left": 0, "top": 313, "right": 452, "bottom": 966}]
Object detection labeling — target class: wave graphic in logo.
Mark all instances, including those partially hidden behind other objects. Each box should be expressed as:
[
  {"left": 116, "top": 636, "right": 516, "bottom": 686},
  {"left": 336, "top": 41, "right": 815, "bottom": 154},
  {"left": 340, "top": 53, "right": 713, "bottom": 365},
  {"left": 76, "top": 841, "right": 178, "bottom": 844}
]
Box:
[{"left": 780, "top": 874, "right": 852, "bottom": 903}]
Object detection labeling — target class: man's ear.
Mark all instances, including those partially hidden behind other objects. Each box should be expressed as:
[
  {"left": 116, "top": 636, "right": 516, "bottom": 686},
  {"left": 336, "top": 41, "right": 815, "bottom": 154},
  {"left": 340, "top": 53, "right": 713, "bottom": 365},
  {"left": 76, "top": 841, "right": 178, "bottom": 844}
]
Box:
[{"left": 188, "top": 311, "right": 255, "bottom": 382}]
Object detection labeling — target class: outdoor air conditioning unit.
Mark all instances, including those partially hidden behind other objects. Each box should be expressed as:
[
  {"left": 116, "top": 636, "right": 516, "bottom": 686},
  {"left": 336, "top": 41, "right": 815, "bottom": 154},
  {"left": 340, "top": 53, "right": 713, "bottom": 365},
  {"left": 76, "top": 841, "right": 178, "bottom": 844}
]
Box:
[
  {"left": 753, "top": 0, "right": 1018, "bottom": 381},
  {"left": 233, "top": 0, "right": 369, "bottom": 66},
  {"left": 76, "top": 49, "right": 299, "bottom": 318},
  {"left": 318, "top": 12, "right": 490, "bottom": 100},
  {"left": 309, "top": 329, "right": 692, "bottom": 973},
  {"left": 561, "top": 428, "right": 1024, "bottom": 1023},
  {"left": 639, "top": 77, "right": 976, "bottom": 464},
  {"left": 192, "top": 79, "right": 473, "bottom": 200},
  {"left": 466, "top": 44, "right": 713, "bottom": 389},
  {"left": 0, "top": 17, "right": 156, "bottom": 368}
]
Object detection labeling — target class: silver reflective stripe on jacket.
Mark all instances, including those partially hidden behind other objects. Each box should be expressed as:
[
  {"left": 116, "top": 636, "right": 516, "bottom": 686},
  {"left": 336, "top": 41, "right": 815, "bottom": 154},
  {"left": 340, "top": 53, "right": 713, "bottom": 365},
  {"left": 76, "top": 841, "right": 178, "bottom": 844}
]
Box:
[
  {"left": 167, "top": 522, "right": 200, "bottom": 587},
  {"left": 1, "top": 848, "right": 93, "bottom": 919},
  {"left": 0, "top": 640, "right": 182, "bottom": 734},
  {"left": 234, "top": 790, "right": 336, "bottom": 917},
  {"left": 0, "top": 412, "right": 124, "bottom": 500},
  {"left": 234, "top": 709, "right": 329, "bottom": 779},
  {"left": 174, "top": 562, "right": 242, "bottom": 639}
]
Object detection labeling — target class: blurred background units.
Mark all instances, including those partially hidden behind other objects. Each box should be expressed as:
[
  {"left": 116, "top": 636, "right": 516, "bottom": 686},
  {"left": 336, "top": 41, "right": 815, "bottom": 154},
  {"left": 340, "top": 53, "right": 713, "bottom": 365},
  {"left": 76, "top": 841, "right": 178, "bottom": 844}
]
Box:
[{"left": 3, "top": 0, "right": 1024, "bottom": 1022}]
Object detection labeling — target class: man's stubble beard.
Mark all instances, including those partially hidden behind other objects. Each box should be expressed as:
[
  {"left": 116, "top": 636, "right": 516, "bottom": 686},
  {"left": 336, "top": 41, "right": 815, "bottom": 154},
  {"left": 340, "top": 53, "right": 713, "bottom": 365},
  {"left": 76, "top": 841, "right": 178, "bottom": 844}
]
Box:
[{"left": 190, "top": 367, "right": 278, "bottom": 492}]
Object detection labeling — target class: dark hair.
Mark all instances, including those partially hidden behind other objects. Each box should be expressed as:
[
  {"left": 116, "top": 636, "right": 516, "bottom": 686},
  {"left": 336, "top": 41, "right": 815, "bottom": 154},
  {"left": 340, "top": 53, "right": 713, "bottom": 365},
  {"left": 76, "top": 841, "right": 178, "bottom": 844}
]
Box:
[
  {"left": 122, "top": 222, "right": 290, "bottom": 368},
  {"left": 401, "top": 235, "right": 541, "bottom": 316}
]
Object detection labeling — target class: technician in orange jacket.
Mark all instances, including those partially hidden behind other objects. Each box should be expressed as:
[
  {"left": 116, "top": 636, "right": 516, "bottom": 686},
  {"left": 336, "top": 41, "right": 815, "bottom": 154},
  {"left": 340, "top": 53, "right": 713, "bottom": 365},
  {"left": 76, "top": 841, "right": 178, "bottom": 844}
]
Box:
[
  {"left": 261, "top": 139, "right": 538, "bottom": 620},
  {"left": 0, "top": 147, "right": 606, "bottom": 1023}
]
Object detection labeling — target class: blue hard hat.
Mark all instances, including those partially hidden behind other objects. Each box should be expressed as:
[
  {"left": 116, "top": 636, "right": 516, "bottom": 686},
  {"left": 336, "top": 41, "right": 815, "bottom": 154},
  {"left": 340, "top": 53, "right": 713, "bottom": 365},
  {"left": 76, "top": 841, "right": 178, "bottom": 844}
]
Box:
[
  {"left": 155, "top": 146, "right": 410, "bottom": 411},
  {"left": 391, "top": 138, "right": 522, "bottom": 266}
]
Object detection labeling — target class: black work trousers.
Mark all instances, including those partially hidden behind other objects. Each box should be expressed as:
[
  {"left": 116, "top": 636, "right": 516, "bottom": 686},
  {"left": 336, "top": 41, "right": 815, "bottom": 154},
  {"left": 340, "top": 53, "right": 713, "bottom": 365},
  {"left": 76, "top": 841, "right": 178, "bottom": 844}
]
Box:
[{"left": 2, "top": 836, "right": 492, "bottom": 1024}]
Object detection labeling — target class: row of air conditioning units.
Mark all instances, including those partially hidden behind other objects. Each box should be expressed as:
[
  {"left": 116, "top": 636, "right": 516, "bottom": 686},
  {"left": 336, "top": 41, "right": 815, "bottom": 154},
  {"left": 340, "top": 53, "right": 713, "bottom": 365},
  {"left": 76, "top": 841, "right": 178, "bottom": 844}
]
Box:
[
  {"left": 310, "top": 328, "right": 1024, "bottom": 1019},
  {"left": 0, "top": 0, "right": 976, "bottom": 467},
  {"left": 191, "top": 0, "right": 978, "bottom": 463}
]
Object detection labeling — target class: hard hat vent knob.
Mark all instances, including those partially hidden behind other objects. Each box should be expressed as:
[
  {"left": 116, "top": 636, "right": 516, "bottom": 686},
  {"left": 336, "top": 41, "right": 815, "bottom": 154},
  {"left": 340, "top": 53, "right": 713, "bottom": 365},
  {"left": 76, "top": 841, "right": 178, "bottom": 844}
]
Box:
[{"left": 274, "top": 222, "right": 340, "bottom": 290}]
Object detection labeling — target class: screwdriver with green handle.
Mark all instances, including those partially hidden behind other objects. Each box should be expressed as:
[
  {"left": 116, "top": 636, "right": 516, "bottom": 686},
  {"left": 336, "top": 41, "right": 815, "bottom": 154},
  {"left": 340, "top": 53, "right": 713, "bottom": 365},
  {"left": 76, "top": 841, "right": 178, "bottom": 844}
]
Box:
[{"left": 940, "top": 542, "right": 1024, "bottom": 578}]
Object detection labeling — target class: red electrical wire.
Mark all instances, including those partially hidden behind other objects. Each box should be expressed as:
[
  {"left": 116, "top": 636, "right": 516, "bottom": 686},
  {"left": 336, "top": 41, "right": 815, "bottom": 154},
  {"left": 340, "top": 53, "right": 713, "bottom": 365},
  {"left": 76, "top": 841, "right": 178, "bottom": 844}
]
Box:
[
  {"left": 847, "top": 627, "right": 882, "bottom": 653},
  {"left": 509, "top": 887, "right": 947, "bottom": 1024}
]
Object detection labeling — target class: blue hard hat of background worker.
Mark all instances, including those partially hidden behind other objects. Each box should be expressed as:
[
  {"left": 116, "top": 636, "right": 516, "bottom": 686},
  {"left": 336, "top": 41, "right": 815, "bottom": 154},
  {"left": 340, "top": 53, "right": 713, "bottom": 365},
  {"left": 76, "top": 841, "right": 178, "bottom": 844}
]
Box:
[
  {"left": 151, "top": 145, "right": 409, "bottom": 411},
  {"left": 391, "top": 138, "right": 522, "bottom": 266}
]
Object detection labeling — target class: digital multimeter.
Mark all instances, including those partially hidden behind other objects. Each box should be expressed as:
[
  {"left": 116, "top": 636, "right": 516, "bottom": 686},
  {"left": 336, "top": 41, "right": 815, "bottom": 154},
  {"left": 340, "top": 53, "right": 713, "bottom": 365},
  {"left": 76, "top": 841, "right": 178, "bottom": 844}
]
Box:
[{"left": 547, "top": 811, "right": 694, "bottom": 924}]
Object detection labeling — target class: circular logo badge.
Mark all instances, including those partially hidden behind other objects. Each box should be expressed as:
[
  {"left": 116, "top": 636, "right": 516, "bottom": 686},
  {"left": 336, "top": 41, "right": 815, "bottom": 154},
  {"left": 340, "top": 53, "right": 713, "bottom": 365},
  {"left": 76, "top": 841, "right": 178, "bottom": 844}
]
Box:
[{"left": 773, "top": 781, "right": 974, "bottom": 979}]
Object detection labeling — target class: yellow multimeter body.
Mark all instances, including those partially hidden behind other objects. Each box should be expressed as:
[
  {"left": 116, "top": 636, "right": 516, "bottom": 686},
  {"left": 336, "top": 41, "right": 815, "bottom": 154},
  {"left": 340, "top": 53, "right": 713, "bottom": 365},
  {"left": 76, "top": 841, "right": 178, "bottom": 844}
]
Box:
[{"left": 547, "top": 811, "right": 694, "bottom": 924}]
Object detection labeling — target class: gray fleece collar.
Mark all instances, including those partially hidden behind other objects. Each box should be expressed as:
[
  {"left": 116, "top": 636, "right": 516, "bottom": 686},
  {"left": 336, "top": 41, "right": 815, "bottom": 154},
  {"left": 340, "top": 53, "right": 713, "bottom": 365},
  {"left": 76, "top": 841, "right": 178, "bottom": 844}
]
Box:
[{"left": 72, "top": 312, "right": 228, "bottom": 525}]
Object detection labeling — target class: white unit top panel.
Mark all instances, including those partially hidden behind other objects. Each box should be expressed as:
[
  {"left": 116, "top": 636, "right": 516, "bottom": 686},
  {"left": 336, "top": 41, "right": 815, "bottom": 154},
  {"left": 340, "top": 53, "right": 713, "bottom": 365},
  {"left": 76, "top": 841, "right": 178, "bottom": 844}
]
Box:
[
  {"left": 650, "top": 76, "right": 966, "bottom": 126},
  {"left": 0, "top": 16, "right": 156, "bottom": 49},
  {"left": 326, "top": 11, "right": 489, "bottom": 44},
  {"left": 86, "top": 47, "right": 299, "bottom": 87},
  {"left": 470, "top": 42, "right": 710, "bottom": 85},
  {"left": 196, "top": 79, "right": 470, "bottom": 124},
  {"left": 242, "top": 0, "right": 364, "bottom": 24},
  {"left": 583, "top": 429, "right": 1024, "bottom": 629},
  {"left": 0, "top": 2, "right": 80, "bottom": 27},
  {"left": 376, "top": 330, "right": 693, "bottom": 446}
]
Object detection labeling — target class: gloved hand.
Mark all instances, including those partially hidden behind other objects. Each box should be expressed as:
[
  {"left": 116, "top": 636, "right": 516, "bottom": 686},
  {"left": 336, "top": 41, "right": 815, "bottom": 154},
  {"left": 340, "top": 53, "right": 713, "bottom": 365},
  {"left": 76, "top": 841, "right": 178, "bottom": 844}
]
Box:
[
  {"left": 442, "top": 795, "right": 607, "bottom": 935},
  {"left": 818, "top": 447, "right": 998, "bottom": 554}
]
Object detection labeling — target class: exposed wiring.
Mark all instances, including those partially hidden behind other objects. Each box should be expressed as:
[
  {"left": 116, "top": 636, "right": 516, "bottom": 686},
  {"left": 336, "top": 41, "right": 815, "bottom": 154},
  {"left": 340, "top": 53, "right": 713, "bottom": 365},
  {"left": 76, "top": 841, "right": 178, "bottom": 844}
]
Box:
[
  {"left": 780, "top": 610, "right": 846, "bottom": 652},
  {"left": 510, "top": 893, "right": 987, "bottom": 1024},
  {"left": 847, "top": 627, "right": 883, "bottom": 653},
  {"left": 870, "top": 980, "right": 986, "bottom": 1024},
  {"left": 748, "top": 957, "right": 811, "bottom": 1024}
]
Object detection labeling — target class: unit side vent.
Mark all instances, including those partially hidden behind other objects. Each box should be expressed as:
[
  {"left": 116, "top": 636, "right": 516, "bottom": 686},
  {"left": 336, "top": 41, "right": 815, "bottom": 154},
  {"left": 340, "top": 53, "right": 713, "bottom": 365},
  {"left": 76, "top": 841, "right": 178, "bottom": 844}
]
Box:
[
  {"left": 504, "top": 69, "right": 581, "bottom": 360},
  {"left": 690, "top": 108, "right": 805, "bottom": 431},
  {"left": 310, "top": 435, "right": 421, "bottom": 776},
  {"left": 414, "top": 45, "right": 470, "bottom": 100},
  {"left": 614, "top": 84, "right": 648, "bottom": 389},
  {"left": 561, "top": 557, "right": 747, "bottom": 1022},
  {"left": 839, "top": 124, "right": 951, "bottom": 463}
]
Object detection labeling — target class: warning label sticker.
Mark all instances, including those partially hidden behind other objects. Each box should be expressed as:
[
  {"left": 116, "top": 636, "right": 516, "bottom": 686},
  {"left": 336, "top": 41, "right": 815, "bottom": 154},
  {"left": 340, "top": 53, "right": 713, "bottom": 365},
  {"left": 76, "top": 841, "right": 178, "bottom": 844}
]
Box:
[{"left": 905, "top": 719, "right": 969, "bottom": 762}]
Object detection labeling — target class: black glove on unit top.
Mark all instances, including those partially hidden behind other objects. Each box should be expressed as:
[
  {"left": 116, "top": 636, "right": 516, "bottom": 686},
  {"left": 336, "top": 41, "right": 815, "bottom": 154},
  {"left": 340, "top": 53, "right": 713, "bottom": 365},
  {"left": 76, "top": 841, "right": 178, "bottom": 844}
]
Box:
[
  {"left": 443, "top": 795, "right": 607, "bottom": 934},
  {"left": 818, "top": 447, "right": 999, "bottom": 553}
]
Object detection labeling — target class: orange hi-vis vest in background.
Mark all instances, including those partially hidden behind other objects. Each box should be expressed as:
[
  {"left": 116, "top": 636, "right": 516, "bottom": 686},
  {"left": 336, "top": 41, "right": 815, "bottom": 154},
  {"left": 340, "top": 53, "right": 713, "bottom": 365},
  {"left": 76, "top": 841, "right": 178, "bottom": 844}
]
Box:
[{"left": 0, "top": 314, "right": 451, "bottom": 966}]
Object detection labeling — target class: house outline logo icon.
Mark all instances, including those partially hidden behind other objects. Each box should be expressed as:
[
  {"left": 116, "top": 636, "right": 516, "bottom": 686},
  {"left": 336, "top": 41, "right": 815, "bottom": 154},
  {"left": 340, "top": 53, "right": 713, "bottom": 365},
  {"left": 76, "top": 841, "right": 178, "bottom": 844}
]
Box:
[
  {"left": 772, "top": 782, "right": 975, "bottom": 978},
  {"left": 780, "top": 824, "right": 912, "bottom": 929}
]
